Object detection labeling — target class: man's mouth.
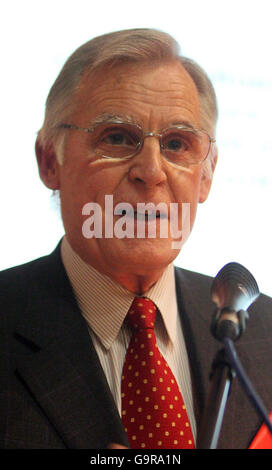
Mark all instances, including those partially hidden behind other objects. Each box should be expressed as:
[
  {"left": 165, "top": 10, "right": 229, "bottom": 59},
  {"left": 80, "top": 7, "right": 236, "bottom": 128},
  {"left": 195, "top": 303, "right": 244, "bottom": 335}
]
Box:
[{"left": 119, "top": 209, "right": 168, "bottom": 220}]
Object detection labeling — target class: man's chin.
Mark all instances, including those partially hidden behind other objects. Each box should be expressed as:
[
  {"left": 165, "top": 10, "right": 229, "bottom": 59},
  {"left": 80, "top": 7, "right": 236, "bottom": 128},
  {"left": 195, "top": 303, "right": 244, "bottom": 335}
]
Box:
[{"left": 102, "top": 237, "right": 181, "bottom": 270}]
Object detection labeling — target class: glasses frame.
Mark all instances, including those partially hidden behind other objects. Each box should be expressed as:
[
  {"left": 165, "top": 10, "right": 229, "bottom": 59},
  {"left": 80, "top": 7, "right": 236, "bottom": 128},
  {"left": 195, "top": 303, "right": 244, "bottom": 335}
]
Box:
[{"left": 59, "top": 120, "right": 216, "bottom": 166}]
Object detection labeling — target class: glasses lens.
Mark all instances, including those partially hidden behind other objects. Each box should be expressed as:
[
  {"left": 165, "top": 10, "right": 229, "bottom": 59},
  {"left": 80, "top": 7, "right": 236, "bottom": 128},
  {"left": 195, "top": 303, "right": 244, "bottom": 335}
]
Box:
[
  {"left": 90, "top": 123, "right": 142, "bottom": 158},
  {"left": 161, "top": 127, "right": 210, "bottom": 166}
]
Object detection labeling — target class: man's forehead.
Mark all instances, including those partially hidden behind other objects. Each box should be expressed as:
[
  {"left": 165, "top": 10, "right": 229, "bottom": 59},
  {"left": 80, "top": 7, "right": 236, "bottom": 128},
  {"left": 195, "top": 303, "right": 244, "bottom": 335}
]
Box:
[
  {"left": 73, "top": 60, "right": 200, "bottom": 125},
  {"left": 79, "top": 59, "right": 198, "bottom": 96}
]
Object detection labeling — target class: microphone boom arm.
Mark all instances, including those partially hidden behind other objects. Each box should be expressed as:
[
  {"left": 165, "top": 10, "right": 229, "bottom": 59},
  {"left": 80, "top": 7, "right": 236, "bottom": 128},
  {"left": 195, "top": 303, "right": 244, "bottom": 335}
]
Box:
[{"left": 223, "top": 336, "right": 272, "bottom": 436}]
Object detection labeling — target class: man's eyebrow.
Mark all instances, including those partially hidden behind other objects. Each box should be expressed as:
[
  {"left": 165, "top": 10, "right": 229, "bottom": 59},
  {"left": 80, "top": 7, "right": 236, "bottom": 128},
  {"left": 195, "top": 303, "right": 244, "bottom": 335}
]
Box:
[
  {"left": 89, "top": 113, "right": 140, "bottom": 126},
  {"left": 168, "top": 120, "right": 198, "bottom": 130}
]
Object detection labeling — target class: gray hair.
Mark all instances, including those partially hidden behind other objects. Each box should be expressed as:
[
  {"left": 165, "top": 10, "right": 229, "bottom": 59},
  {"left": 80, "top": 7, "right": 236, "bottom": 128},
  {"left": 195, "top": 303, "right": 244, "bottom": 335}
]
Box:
[{"left": 38, "top": 28, "right": 218, "bottom": 175}]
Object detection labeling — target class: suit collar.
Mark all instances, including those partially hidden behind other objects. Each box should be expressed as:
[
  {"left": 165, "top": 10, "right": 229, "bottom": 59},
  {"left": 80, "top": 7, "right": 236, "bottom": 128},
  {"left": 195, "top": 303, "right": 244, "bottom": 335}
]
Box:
[{"left": 61, "top": 236, "right": 179, "bottom": 349}]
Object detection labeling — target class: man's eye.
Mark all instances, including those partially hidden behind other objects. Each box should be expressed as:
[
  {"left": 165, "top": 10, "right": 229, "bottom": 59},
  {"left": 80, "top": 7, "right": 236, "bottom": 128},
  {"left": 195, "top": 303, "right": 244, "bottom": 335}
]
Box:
[
  {"left": 164, "top": 137, "right": 189, "bottom": 152},
  {"left": 103, "top": 131, "right": 134, "bottom": 146}
]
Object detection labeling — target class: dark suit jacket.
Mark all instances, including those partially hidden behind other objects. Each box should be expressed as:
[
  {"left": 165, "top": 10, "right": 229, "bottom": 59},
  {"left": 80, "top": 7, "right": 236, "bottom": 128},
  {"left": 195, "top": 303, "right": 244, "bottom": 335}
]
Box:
[{"left": 1, "top": 243, "right": 272, "bottom": 449}]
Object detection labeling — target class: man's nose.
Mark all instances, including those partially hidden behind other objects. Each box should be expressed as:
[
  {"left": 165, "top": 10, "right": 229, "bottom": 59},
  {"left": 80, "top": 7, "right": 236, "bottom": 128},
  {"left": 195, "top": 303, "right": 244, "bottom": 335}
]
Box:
[{"left": 128, "top": 137, "right": 167, "bottom": 188}]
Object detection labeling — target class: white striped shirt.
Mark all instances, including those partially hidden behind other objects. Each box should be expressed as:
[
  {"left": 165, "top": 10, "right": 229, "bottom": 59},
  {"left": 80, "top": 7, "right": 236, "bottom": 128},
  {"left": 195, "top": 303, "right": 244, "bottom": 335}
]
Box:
[{"left": 60, "top": 236, "right": 196, "bottom": 440}]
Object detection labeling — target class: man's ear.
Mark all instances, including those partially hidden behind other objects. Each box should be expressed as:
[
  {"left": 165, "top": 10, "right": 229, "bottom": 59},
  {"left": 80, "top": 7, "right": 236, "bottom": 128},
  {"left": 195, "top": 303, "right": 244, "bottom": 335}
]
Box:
[
  {"left": 35, "top": 136, "right": 60, "bottom": 190},
  {"left": 199, "top": 145, "right": 218, "bottom": 203}
]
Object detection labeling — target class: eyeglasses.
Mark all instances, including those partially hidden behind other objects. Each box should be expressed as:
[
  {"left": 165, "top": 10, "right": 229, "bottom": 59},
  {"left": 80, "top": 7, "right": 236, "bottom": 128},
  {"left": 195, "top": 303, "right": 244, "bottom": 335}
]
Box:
[{"left": 60, "top": 120, "right": 215, "bottom": 167}]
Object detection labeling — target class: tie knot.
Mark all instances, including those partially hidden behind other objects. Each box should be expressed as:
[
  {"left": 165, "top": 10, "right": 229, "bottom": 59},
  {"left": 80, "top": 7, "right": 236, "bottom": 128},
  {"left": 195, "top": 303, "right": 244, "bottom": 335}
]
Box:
[{"left": 128, "top": 297, "right": 157, "bottom": 330}]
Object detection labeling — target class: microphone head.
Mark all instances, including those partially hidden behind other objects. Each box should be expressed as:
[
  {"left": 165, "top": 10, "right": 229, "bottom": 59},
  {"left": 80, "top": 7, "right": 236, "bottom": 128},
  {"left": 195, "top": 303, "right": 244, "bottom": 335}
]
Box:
[{"left": 211, "top": 262, "right": 260, "bottom": 312}]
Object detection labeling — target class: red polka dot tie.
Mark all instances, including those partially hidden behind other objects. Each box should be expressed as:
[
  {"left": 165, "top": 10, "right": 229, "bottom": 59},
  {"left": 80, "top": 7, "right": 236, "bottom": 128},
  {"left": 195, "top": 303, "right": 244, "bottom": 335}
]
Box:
[{"left": 121, "top": 297, "right": 195, "bottom": 449}]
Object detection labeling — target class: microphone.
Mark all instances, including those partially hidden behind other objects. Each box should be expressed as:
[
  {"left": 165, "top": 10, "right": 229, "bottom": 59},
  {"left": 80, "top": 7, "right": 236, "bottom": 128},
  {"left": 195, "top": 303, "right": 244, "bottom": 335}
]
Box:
[{"left": 210, "top": 262, "right": 260, "bottom": 341}]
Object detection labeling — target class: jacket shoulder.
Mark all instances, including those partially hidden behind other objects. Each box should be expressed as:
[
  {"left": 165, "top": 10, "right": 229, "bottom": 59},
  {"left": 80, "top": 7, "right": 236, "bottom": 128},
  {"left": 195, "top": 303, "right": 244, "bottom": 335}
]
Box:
[
  {"left": 175, "top": 265, "right": 213, "bottom": 286},
  {"left": 0, "top": 254, "right": 52, "bottom": 299},
  {"left": 0, "top": 245, "right": 63, "bottom": 322},
  {"left": 175, "top": 264, "right": 272, "bottom": 314}
]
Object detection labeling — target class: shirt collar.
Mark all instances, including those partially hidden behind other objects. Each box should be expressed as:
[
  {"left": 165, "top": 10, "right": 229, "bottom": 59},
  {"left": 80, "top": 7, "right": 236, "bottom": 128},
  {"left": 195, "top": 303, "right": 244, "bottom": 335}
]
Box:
[{"left": 61, "top": 236, "right": 178, "bottom": 349}]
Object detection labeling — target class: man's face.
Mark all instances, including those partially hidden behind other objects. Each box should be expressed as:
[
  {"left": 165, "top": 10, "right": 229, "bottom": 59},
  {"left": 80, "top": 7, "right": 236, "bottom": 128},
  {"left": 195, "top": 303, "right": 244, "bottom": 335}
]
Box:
[{"left": 40, "top": 60, "right": 215, "bottom": 289}]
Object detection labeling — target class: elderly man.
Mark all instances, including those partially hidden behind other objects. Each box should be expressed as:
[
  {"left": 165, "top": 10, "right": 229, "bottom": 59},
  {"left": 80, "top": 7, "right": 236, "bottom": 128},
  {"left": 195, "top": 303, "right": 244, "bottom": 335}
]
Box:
[{"left": 1, "top": 29, "right": 272, "bottom": 450}]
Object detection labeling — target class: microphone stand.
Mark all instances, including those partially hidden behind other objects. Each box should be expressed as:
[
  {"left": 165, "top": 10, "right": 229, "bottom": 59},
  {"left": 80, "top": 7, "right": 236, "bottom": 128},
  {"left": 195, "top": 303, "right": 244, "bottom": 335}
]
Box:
[
  {"left": 197, "top": 309, "right": 272, "bottom": 449},
  {"left": 197, "top": 347, "right": 235, "bottom": 449}
]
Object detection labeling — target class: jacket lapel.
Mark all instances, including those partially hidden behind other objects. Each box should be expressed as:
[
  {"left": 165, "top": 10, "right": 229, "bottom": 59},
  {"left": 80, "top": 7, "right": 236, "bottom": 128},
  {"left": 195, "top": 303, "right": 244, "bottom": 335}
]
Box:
[
  {"left": 13, "top": 245, "right": 129, "bottom": 449},
  {"left": 174, "top": 267, "right": 218, "bottom": 431}
]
